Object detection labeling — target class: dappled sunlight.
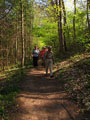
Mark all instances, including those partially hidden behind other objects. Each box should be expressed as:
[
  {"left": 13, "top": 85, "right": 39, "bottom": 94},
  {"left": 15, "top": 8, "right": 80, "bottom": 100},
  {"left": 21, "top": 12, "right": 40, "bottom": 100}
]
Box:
[
  {"left": 0, "top": 0, "right": 90, "bottom": 119},
  {"left": 17, "top": 91, "right": 70, "bottom": 101},
  {"left": 9, "top": 67, "right": 83, "bottom": 120},
  {"left": 54, "top": 53, "right": 90, "bottom": 75},
  {"left": 1, "top": 54, "right": 89, "bottom": 119},
  {"left": 17, "top": 92, "right": 78, "bottom": 120},
  {"left": 54, "top": 54, "right": 90, "bottom": 119}
]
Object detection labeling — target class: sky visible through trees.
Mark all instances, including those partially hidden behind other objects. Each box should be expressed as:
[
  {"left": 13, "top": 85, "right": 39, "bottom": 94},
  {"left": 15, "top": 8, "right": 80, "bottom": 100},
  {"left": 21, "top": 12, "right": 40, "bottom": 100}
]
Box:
[
  {"left": 0, "top": 1, "right": 90, "bottom": 119},
  {"left": 0, "top": 0, "right": 90, "bottom": 68}
]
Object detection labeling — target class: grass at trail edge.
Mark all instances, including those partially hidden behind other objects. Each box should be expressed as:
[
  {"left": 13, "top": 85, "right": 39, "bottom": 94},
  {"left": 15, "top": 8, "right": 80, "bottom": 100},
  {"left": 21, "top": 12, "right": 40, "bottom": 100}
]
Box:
[{"left": 0, "top": 67, "right": 30, "bottom": 120}]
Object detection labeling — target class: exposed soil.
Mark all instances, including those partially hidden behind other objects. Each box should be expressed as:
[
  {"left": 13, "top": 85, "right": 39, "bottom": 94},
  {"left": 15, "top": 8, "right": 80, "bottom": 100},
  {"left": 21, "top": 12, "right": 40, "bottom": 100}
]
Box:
[{"left": 9, "top": 67, "right": 83, "bottom": 120}]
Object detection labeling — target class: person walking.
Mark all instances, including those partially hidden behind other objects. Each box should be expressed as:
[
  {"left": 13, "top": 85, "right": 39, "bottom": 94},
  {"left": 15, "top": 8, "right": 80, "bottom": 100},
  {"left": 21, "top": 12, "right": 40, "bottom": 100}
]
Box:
[
  {"left": 44, "top": 46, "right": 54, "bottom": 77},
  {"left": 32, "top": 45, "right": 40, "bottom": 67},
  {"left": 40, "top": 47, "right": 47, "bottom": 66}
]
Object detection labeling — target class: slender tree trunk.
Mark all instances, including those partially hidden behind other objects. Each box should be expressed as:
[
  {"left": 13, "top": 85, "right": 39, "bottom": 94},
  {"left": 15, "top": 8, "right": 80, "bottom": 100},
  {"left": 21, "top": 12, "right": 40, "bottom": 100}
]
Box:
[
  {"left": 15, "top": 16, "right": 18, "bottom": 64},
  {"left": 73, "top": 0, "right": 76, "bottom": 43},
  {"left": 55, "top": 0, "right": 64, "bottom": 52},
  {"left": 62, "top": 0, "right": 67, "bottom": 51},
  {"left": 21, "top": 1, "right": 25, "bottom": 67},
  {"left": 15, "top": 35, "right": 18, "bottom": 64},
  {"left": 0, "top": 33, "right": 3, "bottom": 71},
  {"left": 25, "top": 27, "right": 27, "bottom": 61},
  {"left": 67, "top": 26, "right": 71, "bottom": 47},
  {"left": 87, "top": 0, "right": 90, "bottom": 32},
  {"left": 2, "top": 51, "right": 5, "bottom": 71},
  {"left": 59, "top": 0, "right": 64, "bottom": 52},
  {"left": 6, "top": 45, "right": 8, "bottom": 66}
]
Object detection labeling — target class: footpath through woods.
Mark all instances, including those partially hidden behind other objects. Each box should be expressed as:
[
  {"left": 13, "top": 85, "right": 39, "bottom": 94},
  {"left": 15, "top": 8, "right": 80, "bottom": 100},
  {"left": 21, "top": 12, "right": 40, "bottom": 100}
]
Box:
[{"left": 9, "top": 67, "right": 83, "bottom": 120}]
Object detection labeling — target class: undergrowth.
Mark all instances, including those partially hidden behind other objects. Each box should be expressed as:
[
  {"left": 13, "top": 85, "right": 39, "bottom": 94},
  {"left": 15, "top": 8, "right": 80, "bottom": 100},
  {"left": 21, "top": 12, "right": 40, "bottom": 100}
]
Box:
[
  {"left": 55, "top": 52, "right": 90, "bottom": 119},
  {"left": 0, "top": 67, "right": 29, "bottom": 120}
]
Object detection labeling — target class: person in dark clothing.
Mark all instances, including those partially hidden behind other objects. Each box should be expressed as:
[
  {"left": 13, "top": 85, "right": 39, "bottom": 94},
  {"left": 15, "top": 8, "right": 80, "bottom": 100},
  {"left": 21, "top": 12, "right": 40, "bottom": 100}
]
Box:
[{"left": 32, "top": 45, "right": 40, "bottom": 67}]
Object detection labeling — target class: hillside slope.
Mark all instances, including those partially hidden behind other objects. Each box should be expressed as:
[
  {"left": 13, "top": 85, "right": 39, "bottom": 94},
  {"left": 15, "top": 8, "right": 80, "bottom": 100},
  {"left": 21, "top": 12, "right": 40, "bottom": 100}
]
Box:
[{"left": 54, "top": 53, "right": 90, "bottom": 119}]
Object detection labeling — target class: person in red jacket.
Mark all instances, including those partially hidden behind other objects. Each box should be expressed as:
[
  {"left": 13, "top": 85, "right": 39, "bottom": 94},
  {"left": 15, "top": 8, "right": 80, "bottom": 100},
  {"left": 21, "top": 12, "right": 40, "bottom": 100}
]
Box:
[{"left": 40, "top": 47, "right": 47, "bottom": 66}]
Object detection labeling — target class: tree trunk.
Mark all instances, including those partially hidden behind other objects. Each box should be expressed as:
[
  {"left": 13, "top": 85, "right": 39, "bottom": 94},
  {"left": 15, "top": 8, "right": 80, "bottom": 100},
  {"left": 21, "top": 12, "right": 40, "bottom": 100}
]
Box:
[
  {"left": 15, "top": 35, "right": 18, "bottom": 64},
  {"left": 15, "top": 16, "right": 18, "bottom": 64},
  {"left": 59, "top": 0, "right": 64, "bottom": 52},
  {"left": 21, "top": 1, "right": 25, "bottom": 67},
  {"left": 55, "top": 0, "right": 64, "bottom": 52},
  {"left": 87, "top": 0, "right": 90, "bottom": 32},
  {"left": 73, "top": 0, "right": 76, "bottom": 43},
  {"left": 6, "top": 45, "right": 9, "bottom": 66},
  {"left": 62, "top": 0, "right": 67, "bottom": 51}
]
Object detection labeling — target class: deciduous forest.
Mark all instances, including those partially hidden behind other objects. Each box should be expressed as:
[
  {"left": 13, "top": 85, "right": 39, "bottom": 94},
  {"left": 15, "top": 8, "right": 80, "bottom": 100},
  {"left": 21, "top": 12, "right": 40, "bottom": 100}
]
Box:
[{"left": 0, "top": 0, "right": 90, "bottom": 120}]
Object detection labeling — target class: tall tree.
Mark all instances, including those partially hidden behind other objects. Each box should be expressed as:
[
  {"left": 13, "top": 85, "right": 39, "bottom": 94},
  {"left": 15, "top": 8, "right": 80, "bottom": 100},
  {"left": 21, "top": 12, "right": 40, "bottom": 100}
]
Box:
[
  {"left": 59, "top": 0, "right": 64, "bottom": 52},
  {"left": 87, "top": 0, "right": 90, "bottom": 32},
  {"left": 20, "top": 0, "right": 25, "bottom": 67},
  {"left": 62, "top": 0, "right": 67, "bottom": 51},
  {"left": 73, "top": 0, "right": 76, "bottom": 43},
  {"left": 15, "top": 14, "right": 18, "bottom": 64}
]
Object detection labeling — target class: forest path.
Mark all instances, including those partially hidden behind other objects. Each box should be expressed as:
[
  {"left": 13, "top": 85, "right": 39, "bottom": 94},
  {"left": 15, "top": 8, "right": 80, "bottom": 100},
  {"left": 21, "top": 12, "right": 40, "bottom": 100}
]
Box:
[{"left": 9, "top": 67, "right": 82, "bottom": 120}]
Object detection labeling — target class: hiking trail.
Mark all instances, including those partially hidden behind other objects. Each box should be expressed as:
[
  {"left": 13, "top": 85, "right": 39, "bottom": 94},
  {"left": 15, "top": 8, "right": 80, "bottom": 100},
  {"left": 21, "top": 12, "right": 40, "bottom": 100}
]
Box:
[{"left": 9, "top": 67, "right": 82, "bottom": 120}]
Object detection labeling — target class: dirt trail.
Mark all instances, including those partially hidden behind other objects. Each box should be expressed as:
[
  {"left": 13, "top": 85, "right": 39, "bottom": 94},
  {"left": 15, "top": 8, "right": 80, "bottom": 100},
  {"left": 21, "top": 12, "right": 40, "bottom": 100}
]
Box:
[{"left": 9, "top": 67, "right": 82, "bottom": 120}]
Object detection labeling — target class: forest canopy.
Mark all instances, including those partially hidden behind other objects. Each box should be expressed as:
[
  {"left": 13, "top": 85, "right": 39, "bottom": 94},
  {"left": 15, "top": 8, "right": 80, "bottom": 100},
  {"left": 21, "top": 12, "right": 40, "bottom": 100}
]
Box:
[{"left": 0, "top": 0, "right": 90, "bottom": 68}]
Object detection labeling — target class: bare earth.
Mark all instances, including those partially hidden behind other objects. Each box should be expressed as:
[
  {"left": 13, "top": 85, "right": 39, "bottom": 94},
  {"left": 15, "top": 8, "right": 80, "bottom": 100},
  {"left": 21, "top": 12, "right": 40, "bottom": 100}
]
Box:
[{"left": 9, "top": 67, "right": 83, "bottom": 120}]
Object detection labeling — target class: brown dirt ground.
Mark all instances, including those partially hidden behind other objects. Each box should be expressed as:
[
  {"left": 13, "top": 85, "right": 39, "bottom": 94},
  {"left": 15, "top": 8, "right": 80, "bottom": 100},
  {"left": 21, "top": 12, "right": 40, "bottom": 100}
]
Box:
[{"left": 8, "top": 67, "right": 83, "bottom": 120}]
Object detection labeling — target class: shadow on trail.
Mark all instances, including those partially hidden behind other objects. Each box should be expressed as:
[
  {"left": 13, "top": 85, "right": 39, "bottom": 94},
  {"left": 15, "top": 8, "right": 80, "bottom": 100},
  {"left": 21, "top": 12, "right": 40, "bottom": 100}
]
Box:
[
  {"left": 19, "top": 67, "right": 65, "bottom": 94},
  {"left": 13, "top": 56, "right": 90, "bottom": 120},
  {"left": 19, "top": 73, "right": 71, "bottom": 101},
  {"left": 13, "top": 67, "right": 83, "bottom": 120},
  {"left": 19, "top": 71, "right": 72, "bottom": 98}
]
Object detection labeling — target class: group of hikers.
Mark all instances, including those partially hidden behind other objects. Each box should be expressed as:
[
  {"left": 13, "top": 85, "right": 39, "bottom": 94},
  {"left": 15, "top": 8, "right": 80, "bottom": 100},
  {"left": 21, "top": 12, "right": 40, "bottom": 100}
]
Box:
[{"left": 32, "top": 45, "right": 54, "bottom": 78}]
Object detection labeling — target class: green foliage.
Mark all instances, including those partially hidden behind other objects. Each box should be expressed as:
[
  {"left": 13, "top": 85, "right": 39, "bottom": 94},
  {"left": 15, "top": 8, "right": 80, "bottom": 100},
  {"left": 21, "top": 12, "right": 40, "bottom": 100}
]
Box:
[
  {"left": 32, "top": 0, "right": 90, "bottom": 55},
  {"left": 55, "top": 53, "right": 90, "bottom": 114},
  {"left": 0, "top": 67, "right": 28, "bottom": 120},
  {"left": 33, "top": 19, "right": 59, "bottom": 51},
  {"left": 0, "top": 0, "right": 89, "bottom": 69}
]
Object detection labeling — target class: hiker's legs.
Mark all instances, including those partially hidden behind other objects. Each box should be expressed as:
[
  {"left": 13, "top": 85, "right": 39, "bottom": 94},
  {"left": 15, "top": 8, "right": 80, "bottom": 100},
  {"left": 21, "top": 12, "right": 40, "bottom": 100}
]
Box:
[
  {"left": 49, "top": 60, "right": 53, "bottom": 76},
  {"left": 35, "top": 57, "right": 38, "bottom": 66},
  {"left": 33, "top": 57, "right": 35, "bottom": 67},
  {"left": 42, "top": 57, "right": 45, "bottom": 67},
  {"left": 33, "top": 57, "right": 38, "bottom": 67},
  {"left": 45, "top": 60, "right": 49, "bottom": 75}
]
